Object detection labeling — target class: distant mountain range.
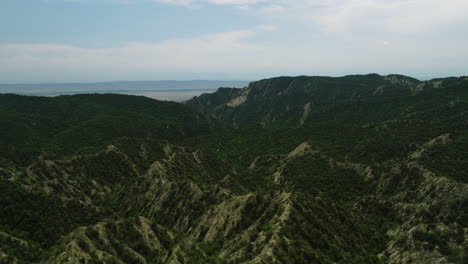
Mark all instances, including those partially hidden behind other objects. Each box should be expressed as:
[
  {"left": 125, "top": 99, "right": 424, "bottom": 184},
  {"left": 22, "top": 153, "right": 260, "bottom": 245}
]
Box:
[{"left": 0, "top": 74, "right": 466, "bottom": 264}]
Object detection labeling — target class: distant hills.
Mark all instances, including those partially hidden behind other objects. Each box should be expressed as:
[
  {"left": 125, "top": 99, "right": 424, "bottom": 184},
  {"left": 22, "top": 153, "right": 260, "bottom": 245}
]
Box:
[{"left": 0, "top": 74, "right": 466, "bottom": 264}]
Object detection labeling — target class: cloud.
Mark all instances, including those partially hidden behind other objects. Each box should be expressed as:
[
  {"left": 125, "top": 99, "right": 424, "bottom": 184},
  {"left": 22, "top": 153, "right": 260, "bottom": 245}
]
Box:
[
  {"left": 59, "top": 0, "right": 269, "bottom": 7},
  {"left": 261, "top": 0, "right": 468, "bottom": 34},
  {"left": 255, "top": 24, "right": 276, "bottom": 32},
  {"left": 2, "top": 21, "right": 467, "bottom": 83},
  {"left": 57, "top": 0, "right": 468, "bottom": 34},
  {"left": 0, "top": 30, "right": 261, "bottom": 68},
  {"left": 259, "top": 4, "right": 285, "bottom": 14},
  {"left": 3, "top": 0, "right": 467, "bottom": 82},
  {"left": 0, "top": 26, "right": 280, "bottom": 82}
]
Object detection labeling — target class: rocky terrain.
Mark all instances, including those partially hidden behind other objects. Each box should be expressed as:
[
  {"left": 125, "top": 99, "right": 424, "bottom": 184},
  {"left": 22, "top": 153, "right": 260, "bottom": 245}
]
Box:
[{"left": 0, "top": 74, "right": 466, "bottom": 263}]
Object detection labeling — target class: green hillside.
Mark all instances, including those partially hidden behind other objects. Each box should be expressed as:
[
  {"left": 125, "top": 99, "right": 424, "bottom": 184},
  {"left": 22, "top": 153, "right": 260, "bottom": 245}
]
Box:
[
  {"left": 0, "top": 93, "right": 213, "bottom": 167},
  {"left": 0, "top": 74, "right": 466, "bottom": 264}
]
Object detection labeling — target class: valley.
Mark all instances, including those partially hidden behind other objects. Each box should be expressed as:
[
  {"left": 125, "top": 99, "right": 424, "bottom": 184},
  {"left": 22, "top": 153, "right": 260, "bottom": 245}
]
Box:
[{"left": 0, "top": 74, "right": 466, "bottom": 264}]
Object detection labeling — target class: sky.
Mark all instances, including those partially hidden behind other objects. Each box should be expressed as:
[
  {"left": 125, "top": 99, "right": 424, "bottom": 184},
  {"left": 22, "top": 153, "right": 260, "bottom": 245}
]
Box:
[{"left": 1, "top": 0, "right": 468, "bottom": 83}]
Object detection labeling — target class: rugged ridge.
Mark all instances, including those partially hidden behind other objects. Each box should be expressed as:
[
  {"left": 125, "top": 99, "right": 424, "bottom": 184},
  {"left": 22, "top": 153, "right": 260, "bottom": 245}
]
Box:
[
  {"left": 0, "top": 74, "right": 467, "bottom": 264},
  {"left": 186, "top": 74, "right": 465, "bottom": 128}
]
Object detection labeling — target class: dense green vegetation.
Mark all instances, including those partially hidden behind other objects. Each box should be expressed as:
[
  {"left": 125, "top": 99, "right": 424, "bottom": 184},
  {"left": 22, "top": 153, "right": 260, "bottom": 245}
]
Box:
[
  {"left": 0, "top": 74, "right": 466, "bottom": 263},
  {"left": 0, "top": 93, "right": 213, "bottom": 166},
  {"left": 421, "top": 132, "right": 468, "bottom": 183},
  {"left": 189, "top": 75, "right": 468, "bottom": 181}
]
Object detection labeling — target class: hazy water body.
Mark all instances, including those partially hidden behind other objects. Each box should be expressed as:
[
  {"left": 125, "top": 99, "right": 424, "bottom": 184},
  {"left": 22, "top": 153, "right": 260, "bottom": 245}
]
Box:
[
  {"left": 0, "top": 80, "right": 250, "bottom": 102},
  {"left": 108, "top": 89, "right": 217, "bottom": 101},
  {"left": 0, "top": 89, "right": 216, "bottom": 102}
]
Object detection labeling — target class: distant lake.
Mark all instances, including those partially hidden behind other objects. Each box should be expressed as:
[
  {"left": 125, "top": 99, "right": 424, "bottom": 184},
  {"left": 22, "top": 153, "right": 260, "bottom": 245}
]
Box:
[
  {"left": 0, "top": 80, "right": 250, "bottom": 102},
  {"left": 3, "top": 89, "right": 219, "bottom": 102}
]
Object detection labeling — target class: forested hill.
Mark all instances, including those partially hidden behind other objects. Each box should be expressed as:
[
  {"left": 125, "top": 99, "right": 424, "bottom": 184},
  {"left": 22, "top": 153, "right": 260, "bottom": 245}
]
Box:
[
  {"left": 187, "top": 74, "right": 467, "bottom": 128},
  {"left": 0, "top": 93, "right": 214, "bottom": 167},
  {"left": 187, "top": 74, "right": 468, "bottom": 181},
  {"left": 0, "top": 74, "right": 466, "bottom": 264}
]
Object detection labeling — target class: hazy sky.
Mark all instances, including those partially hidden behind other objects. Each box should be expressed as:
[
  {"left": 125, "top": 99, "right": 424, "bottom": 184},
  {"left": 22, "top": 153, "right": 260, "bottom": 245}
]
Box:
[{"left": 1, "top": 0, "right": 467, "bottom": 83}]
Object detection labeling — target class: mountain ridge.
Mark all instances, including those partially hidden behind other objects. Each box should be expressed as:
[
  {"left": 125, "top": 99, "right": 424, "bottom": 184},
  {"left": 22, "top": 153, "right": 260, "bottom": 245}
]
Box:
[{"left": 0, "top": 74, "right": 466, "bottom": 264}]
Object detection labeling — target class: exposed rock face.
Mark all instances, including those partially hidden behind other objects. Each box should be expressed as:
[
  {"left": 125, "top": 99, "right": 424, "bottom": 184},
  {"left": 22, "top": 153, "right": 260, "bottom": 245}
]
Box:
[
  {"left": 47, "top": 216, "right": 176, "bottom": 264},
  {"left": 409, "top": 134, "right": 451, "bottom": 159},
  {"left": 379, "top": 162, "right": 468, "bottom": 264},
  {"left": 227, "top": 88, "right": 251, "bottom": 108},
  {"left": 299, "top": 103, "right": 311, "bottom": 124}
]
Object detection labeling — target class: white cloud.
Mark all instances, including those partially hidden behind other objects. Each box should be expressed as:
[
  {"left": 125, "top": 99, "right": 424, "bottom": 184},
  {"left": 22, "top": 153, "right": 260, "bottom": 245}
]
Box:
[
  {"left": 58, "top": 0, "right": 468, "bottom": 34},
  {"left": 2, "top": 21, "right": 467, "bottom": 83},
  {"left": 255, "top": 24, "right": 276, "bottom": 32},
  {"left": 152, "top": 0, "right": 468, "bottom": 35},
  {"left": 4, "top": 0, "right": 468, "bottom": 82},
  {"left": 0, "top": 29, "right": 261, "bottom": 69},
  {"left": 259, "top": 4, "right": 285, "bottom": 14},
  {"left": 0, "top": 27, "right": 280, "bottom": 82},
  {"left": 60, "top": 0, "right": 269, "bottom": 7},
  {"left": 262, "top": 0, "right": 468, "bottom": 34},
  {"left": 201, "top": 0, "right": 267, "bottom": 4}
]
